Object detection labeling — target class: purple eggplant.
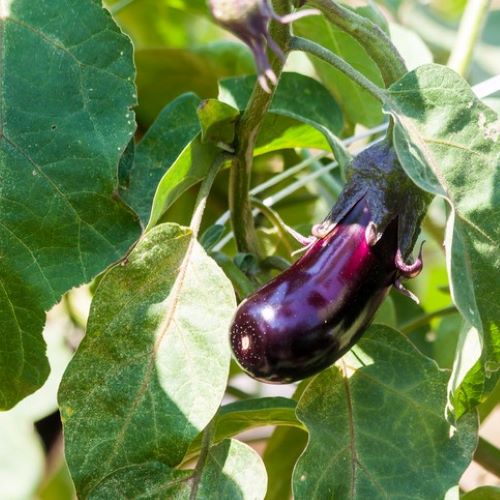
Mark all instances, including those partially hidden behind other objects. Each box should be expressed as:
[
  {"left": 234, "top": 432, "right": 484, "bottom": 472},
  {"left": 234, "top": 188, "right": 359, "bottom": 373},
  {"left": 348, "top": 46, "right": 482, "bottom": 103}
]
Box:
[{"left": 230, "top": 141, "right": 428, "bottom": 383}]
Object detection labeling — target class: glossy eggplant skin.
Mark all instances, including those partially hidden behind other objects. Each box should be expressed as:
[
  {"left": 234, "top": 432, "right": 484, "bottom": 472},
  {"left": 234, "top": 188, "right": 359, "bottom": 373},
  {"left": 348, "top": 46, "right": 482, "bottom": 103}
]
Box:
[{"left": 230, "top": 200, "right": 398, "bottom": 383}]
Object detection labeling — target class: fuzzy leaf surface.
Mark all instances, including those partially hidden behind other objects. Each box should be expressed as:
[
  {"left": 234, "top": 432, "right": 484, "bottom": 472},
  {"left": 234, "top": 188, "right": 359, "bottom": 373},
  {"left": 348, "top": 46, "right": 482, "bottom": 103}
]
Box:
[
  {"left": 293, "top": 325, "right": 477, "bottom": 499},
  {"left": 59, "top": 223, "right": 236, "bottom": 497},
  {"left": 385, "top": 64, "right": 500, "bottom": 415},
  {"left": 0, "top": 0, "right": 141, "bottom": 408}
]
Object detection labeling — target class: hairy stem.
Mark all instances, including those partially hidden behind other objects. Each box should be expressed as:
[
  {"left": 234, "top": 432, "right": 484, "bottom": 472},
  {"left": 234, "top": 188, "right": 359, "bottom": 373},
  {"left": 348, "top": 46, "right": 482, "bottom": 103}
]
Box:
[
  {"left": 229, "top": 0, "right": 292, "bottom": 256},
  {"left": 474, "top": 437, "right": 500, "bottom": 477},
  {"left": 400, "top": 305, "right": 457, "bottom": 334},
  {"left": 290, "top": 36, "right": 388, "bottom": 103},
  {"left": 308, "top": 0, "right": 407, "bottom": 86},
  {"left": 448, "top": 0, "right": 492, "bottom": 77}
]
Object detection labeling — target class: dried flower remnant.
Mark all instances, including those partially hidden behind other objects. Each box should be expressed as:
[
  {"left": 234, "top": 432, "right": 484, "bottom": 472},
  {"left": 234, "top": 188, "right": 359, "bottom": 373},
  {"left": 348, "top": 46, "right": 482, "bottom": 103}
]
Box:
[{"left": 208, "top": 0, "right": 319, "bottom": 92}]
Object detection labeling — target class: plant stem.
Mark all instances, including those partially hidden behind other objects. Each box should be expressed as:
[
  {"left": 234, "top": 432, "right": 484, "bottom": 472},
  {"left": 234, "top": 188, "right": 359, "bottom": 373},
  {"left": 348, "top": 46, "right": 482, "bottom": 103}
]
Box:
[
  {"left": 226, "top": 385, "right": 255, "bottom": 400},
  {"left": 448, "top": 0, "right": 492, "bottom": 77},
  {"left": 400, "top": 305, "right": 457, "bottom": 334},
  {"left": 62, "top": 293, "right": 87, "bottom": 330},
  {"left": 189, "top": 419, "right": 216, "bottom": 500},
  {"left": 308, "top": 0, "right": 407, "bottom": 86},
  {"left": 190, "top": 155, "right": 227, "bottom": 238},
  {"left": 478, "top": 378, "right": 500, "bottom": 422},
  {"left": 290, "top": 36, "right": 388, "bottom": 104},
  {"left": 250, "top": 197, "right": 295, "bottom": 256},
  {"left": 474, "top": 437, "right": 500, "bottom": 477},
  {"left": 229, "top": 0, "right": 292, "bottom": 256}
]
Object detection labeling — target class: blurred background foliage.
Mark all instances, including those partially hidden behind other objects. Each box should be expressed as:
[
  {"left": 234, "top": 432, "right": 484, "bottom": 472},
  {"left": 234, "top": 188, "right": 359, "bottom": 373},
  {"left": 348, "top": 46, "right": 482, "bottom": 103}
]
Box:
[{"left": 2, "top": 0, "right": 499, "bottom": 498}]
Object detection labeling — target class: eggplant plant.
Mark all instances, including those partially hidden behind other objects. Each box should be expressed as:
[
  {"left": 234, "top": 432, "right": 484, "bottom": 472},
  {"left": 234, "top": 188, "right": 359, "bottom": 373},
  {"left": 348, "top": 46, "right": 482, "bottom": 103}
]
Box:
[{"left": 0, "top": 0, "right": 499, "bottom": 498}]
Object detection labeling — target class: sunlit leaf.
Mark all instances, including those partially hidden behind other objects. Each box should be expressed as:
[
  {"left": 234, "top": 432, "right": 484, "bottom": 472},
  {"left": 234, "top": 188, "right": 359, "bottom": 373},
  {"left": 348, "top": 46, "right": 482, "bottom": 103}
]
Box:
[
  {"left": 293, "top": 325, "right": 478, "bottom": 499},
  {"left": 59, "top": 223, "right": 236, "bottom": 496},
  {"left": 385, "top": 64, "right": 500, "bottom": 415}
]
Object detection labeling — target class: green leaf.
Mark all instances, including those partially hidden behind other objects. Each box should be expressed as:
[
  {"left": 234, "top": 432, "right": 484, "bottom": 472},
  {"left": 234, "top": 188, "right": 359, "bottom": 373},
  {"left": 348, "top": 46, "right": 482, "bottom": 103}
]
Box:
[
  {"left": 186, "top": 397, "right": 301, "bottom": 461},
  {"left": 462, "top": 486, "right": 500, "bottom": 499},
  {"left": 293, "top": 325, "right": 478, "bottom": 499},
  {"left": 294, "top": 16, "right": 384, "bottom": 127},
  {"left": 0, "top": 0, "right": 141, "bottom": 408},
  {"left": 198, "top": 99, "right": 240, "bottom": 147},
  {"left": 263, "top": 426, "right": 308, "bottom": 500},
  {"left": 385, "top": 64, "right": 500, "bottom": 415},
  {"left": 89, "top": 463, "right": 192, "bottom": 499},
  {"left": 219, "top": 72, "right": 343, "bottom": 154},
  {"left": 89, "top": 439, "right": 267, "bottom": 499},
  {"left": 196, "top": 439, "right": 268, "bottom": 500},
  {"left": 59, "top": 223, "right": 236, "bottom": 497},
  {"left": 0, "top": 413, "right": 45, "bottom": 499},
  {"left": 135, "top": 42, "right": 254, "bottom": 126},
  {"left": 122, "top": 93, "right": 218, "bottom": 228}
]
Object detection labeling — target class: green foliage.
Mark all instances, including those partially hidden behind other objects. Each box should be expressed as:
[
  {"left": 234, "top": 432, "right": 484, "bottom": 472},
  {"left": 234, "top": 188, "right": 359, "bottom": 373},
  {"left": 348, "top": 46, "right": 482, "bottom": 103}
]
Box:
[
  {"left": 385, "top": 64, "right": 500, "bottom": 415},
  {"left": 0, "top": 0, "right": 141, "bottom": 409},
  {"left": 59, "top": 223, "right": 236, "bottom": 496},
  {"left": 1, "top": 0, "right": 498, "bottom": 497},
  {"left": 293, "top": 326, "right": 478, "bottom": 499}
]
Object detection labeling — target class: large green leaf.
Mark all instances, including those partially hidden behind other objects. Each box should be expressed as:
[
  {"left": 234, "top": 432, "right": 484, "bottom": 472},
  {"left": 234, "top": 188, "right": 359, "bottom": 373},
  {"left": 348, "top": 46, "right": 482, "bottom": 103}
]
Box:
[
  {"left": 293, "top": 325, "right": 478, "bottom": 499},
  {"left": 263, "top": 426, "right": 308, "bottom": 500},
  {"left": 219, "top": 72, "right": 344, "bottom": 154},
  {"left": 186, "top": 397, "right": 301, "bottom": 461},
  {"left": 59, "top": 223, "right": 236, "bottom": 497},
  {"left": 196, "top": 439, "right": 268, "bottom": 500},
  {"left": 89, "top": 439, "right": 267, "bottom": 499},
  {"left": 385, "top": 64, "right": 500, "bottom": 415},
  {"left": 122, "top": 93, "right": 218, "bottom": 228},
  {"left": 0, "top": 0, "right": 141, "bottom": 408},
  {"left": 294, "top": 15, "right": 384, "bottom": 127}
]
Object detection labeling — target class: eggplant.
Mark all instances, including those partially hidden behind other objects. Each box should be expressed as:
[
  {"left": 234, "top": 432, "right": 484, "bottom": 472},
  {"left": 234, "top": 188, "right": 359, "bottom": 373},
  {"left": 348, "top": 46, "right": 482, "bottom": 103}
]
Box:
[{"left": 230, "top": 141, "right": 428, "bottom": 383}]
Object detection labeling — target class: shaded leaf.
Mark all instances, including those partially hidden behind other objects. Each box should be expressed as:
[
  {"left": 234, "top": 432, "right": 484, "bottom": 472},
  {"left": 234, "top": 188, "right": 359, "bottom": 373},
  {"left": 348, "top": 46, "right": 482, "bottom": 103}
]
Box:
[
  {"left": 294, "top": 16, "right": 384, "bottom": 127},
  {"left": 122, "top": 93, "right": 218, "bottom": 228},
  {"left": 462, "top": 486, "right": 500, "bottom": 499},
  {"left": 59, "top": 223, "right": 236, "bottom": 496},
  {"left": 385, "top": 64, "right": 500, "bottom": 415},
  {"left": 219, "top": 72, "right": 343, "bottom": 154},
  {"left": 187, "top": 397, "right": 301, "bottom": 461},
  {"left": 263, "top": 426, "right": 308, "bottom": 500},
  {"left": 293, "top": 325, "right": 478, "bottom": 499},
  {"left": 198, "top": 99, "right": 240, "bottom": 146},
  {"left": 89, "top": 463, "right": 192, "bottom": 499},
  {"left": 0, "top": 0, "right": 141, "bottom": 408},
  {"left": 196, "top": 439, "right": 267, "bottom": 500}
]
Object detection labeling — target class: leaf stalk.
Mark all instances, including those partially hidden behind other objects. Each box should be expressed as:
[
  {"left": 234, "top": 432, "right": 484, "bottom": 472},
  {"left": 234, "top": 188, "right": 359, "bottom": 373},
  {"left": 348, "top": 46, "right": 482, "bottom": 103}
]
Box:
[
  {"left": 290, "top": 36, "right": 388, "bottom": 104},
  {"left": 307, "top": 0, "right": 407, "bottom": 86},
  {"left": 447, "top": 0, "right": 492, "bottom": 77}
]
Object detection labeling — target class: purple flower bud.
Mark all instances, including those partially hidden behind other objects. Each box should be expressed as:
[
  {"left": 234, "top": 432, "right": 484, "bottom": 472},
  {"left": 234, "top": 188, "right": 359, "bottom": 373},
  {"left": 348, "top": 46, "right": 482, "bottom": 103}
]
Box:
[
  {"left": 208, "top": 0, "right": 319, "bottom": 92},
  {"left": 230, "top": 141, "right": 428, "bottom": 383}
]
